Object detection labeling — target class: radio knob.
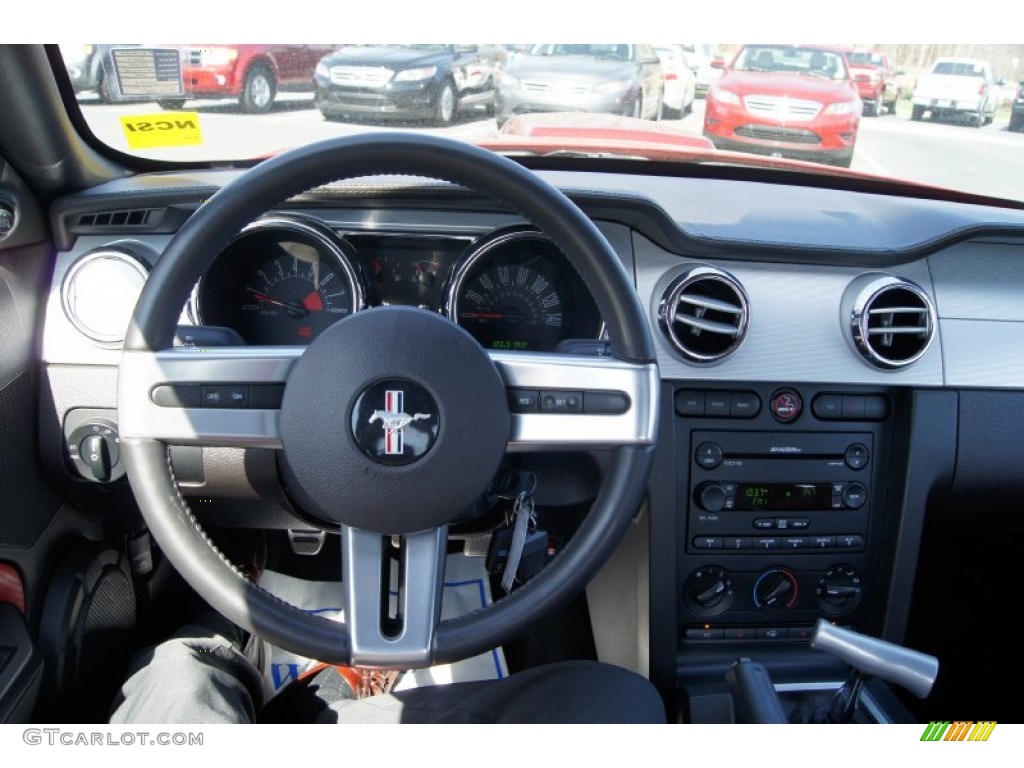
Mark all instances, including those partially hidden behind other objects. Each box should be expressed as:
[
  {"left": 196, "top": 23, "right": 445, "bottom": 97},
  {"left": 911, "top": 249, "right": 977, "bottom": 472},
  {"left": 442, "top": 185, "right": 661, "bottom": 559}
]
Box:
[
  {"left": 816, "top": 565, "right": 862, "bottom": 614},
  {"left": 753, "top": 567, "right": 799, "bottom": 613},
  {"left": 699, "top": 484, "right": 728, "bottom": 512},
  {"left": 842, "top": 482, "right": 867, "bottom": 509},
  {"left": 683, "top": 566, "right": 734, "bottom": 616}
]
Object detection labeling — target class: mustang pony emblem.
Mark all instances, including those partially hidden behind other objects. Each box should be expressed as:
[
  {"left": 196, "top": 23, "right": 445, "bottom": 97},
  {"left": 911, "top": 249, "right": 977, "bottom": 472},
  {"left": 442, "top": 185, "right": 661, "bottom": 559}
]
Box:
[
  {"left": 368, "top": 410, "right": 432, "bottom": 432},
  {"left": 368, "top": 390, "right": 431, "bottom": 455}
]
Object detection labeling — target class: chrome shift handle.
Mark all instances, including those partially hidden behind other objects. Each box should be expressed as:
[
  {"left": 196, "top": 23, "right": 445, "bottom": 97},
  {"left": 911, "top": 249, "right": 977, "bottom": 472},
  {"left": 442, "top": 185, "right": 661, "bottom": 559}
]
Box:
[{"left": 810, "top": 619, "right": 939, "bottom": 699}]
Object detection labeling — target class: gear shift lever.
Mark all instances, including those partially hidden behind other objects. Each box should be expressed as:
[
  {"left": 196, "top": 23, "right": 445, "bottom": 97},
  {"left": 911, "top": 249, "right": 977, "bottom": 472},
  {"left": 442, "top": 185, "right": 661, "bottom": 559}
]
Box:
[{"left": 809, "top": 619, "right": 939, "bottom": 723}]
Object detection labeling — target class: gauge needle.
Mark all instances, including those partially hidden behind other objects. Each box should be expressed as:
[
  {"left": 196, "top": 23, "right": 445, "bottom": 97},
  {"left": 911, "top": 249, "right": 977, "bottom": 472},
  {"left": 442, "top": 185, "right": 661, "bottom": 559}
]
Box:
[
  {"left": 251, "top": 291, "right": 289, "bottom": 309},
  {"left": 460, "top": 312, "right": 507, "bottom": 319},
  {"left": 251, "top": 290, "right": 310, "bottom": 318}
]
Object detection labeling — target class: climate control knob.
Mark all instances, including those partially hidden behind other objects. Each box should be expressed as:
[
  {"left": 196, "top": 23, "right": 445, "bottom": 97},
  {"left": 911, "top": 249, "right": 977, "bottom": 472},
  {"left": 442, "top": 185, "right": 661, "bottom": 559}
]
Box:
[
  {"left": 753, "top": 567, "right": 799, "bottom": 613},
  {"left": 683, "top": 566, "right": 734, "bottom": 617},
  {"left": 816, "top": 565, "right": 863, "bottom": 614}
]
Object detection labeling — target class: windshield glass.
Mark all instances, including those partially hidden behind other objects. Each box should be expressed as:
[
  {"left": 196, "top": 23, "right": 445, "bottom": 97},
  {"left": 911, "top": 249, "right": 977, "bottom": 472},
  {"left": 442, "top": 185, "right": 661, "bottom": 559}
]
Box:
[
  {"left": 527, "top": 44, "right": 633, "bottom": 60},
  {"left": 932, "top": 60, "right": 987, "bottom": 76},
  {"left": 732, "top": 45, "right": 849, "bottom": 80},
  {"left": 58, "top": 37, "right": 1024, "bottom": 205},
  {"left": 846, "top": 52, "right": 884, "bottom": 67}
]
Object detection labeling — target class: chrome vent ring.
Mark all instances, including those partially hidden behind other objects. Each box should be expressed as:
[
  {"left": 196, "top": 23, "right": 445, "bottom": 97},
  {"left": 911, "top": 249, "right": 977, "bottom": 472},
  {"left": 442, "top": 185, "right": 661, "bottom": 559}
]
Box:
[
  {"left": 850, "top": 276, "right": 936, "bottom": 368},
  {"left": 658, "top": 266, "right": 749, "bottom": 362}
]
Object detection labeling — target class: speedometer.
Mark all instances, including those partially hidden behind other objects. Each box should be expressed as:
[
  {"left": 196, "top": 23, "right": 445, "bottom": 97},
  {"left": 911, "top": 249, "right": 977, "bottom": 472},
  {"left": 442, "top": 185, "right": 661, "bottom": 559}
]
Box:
[
  {"left": 446, "top": 228, "right": 600, "bottom": 352},
  {"left": 195, "top": 216, "right": 364, "bottom": 345},
  {"left": 455, "top": 262, "right": 565, "bottom": 351}
]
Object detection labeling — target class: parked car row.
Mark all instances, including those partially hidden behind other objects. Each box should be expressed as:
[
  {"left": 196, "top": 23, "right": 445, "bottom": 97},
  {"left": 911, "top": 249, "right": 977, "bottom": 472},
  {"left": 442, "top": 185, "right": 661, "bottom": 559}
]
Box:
[
  {"left": 61, "top": 43, "right": 698, "bottom": 128},
  {"left": 64, "top": 45, "right": 1022, "bottom": 162}
]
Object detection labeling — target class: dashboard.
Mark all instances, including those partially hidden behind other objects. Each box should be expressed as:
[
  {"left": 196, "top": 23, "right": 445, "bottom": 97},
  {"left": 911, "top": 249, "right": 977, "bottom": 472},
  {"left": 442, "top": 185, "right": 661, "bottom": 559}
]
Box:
[{"left": 36, "top": 166, "right": 1024, "bottom": 718}]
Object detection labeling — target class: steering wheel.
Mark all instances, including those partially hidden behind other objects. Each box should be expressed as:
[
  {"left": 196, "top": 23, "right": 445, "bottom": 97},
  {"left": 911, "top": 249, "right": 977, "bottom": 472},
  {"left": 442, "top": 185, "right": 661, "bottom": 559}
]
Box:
[{"left": 118, "top": 134, "right": 658, "bottom": 668}]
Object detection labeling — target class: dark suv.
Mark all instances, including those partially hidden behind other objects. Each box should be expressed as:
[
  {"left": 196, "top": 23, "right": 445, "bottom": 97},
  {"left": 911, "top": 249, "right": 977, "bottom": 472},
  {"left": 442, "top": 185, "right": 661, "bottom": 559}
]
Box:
[{"left": 314, "top": 44, "right": 502, "bottom": 126}]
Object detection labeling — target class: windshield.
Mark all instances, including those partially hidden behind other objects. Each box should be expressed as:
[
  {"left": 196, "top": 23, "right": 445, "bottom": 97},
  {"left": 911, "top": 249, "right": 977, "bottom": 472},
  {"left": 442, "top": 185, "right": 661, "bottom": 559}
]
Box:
[
  {"left": 846, "top": 52, "right": 884, "bottom": 67},
  {"left": 932, "top": 60, "right": 987, "bottom": 76},
  {"left": 527, "top": 44, "right": 633, "bottom": 60},
  {"left": 732, "top": 45, "right": 849, "bottom": 80},
  {"left": 59, "top": 40, "right": 1024, "bottom": 204}
]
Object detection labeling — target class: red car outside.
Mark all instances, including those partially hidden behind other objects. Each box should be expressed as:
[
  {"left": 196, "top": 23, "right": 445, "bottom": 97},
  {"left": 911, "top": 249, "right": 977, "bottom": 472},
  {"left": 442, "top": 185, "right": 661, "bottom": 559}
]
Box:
[
  {"left": 703, "top": 44, "right": 862, "bottom": 168},
  {"left": 845, "top": 49, "right": 902, "bottom": 116},
  {"left": 155, "top": 44, "right": 336, "bottom": 114}
]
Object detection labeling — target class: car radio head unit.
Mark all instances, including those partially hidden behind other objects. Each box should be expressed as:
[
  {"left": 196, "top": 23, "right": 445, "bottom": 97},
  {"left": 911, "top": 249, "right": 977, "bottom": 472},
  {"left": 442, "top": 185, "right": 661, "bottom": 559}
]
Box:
[{"left": 687, "top": 431, "right": 873, "bottom": 552}]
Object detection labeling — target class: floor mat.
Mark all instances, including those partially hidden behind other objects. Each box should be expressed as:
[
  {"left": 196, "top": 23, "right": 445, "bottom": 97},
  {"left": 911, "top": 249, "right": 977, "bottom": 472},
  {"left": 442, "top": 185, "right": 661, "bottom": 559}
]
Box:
[{"left": 259, "top": 553, "right": 507, "bottom": 697}]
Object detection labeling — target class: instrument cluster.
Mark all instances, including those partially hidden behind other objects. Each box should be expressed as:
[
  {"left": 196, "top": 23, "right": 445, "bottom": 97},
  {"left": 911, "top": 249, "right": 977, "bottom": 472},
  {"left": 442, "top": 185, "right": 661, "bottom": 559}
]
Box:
[{"left": 192, "top": 215, "right": 603, "bottom": 351}]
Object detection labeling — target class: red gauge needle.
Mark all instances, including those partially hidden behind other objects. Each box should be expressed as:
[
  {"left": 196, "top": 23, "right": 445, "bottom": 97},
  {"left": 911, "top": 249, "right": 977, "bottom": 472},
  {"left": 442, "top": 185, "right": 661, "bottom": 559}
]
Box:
[
  {"left": 250, "top": 291, "right": 290, "bottom": 309},
  {"left": 460, "top": 312, "right": 506, "bottom": 319}
]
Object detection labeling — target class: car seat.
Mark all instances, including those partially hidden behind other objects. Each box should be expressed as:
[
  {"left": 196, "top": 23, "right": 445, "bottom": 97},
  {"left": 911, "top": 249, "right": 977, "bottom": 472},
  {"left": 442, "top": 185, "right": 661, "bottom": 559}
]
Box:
[{"left": 755, "top": 51, "right": 774, "bottom": 71}]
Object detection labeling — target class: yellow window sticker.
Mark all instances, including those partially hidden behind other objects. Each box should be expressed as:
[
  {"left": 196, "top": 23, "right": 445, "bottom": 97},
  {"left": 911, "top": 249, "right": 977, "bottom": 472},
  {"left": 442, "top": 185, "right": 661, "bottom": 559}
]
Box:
[{"left": 120, "top": 113, "right": 203, "bottom": 149}]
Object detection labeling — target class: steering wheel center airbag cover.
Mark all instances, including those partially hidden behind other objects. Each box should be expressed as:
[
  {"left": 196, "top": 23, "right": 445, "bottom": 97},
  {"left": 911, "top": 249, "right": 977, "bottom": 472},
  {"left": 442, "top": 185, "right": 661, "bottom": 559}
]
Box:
[{"left": 279, "top": 306, "right": 509, "bottom": 534}]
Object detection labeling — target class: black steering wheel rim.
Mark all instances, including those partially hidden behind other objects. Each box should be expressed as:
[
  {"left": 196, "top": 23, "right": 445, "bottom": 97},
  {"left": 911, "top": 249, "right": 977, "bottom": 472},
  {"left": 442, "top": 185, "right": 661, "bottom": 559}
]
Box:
[{"left": 119, "top": 133, "right": 658, "bottom": 666}]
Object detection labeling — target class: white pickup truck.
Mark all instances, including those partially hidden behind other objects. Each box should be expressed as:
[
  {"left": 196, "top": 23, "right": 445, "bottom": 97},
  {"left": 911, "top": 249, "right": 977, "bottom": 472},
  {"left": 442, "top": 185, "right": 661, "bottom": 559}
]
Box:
[{"left": 911, "top": 57, "right": 997, "bottom": 126}]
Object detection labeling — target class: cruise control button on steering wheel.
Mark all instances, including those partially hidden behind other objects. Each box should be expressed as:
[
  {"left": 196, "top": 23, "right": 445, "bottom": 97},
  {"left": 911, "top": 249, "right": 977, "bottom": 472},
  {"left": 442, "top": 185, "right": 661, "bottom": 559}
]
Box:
[{"left": 278, "top": 306, "right": 509, "bottom": 535}]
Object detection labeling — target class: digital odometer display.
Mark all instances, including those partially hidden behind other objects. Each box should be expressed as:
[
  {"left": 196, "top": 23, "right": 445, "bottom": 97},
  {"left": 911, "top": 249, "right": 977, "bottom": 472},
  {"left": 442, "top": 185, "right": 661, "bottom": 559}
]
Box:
[{"left": 735, "top": 483, "right": 833, "bottom": 511}]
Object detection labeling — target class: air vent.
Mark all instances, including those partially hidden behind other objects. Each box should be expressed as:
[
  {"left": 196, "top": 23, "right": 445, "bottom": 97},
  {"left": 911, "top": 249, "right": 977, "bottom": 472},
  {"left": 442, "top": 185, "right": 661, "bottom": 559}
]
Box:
[
  {"left": 658, "top": 267, "right": 749, "bottom": 362},
  {"left": 74, "top": 209, "right": 162, "bottom": 229},
  {"left": 850, "top": 276, "right": 935, "bottom": 368}
]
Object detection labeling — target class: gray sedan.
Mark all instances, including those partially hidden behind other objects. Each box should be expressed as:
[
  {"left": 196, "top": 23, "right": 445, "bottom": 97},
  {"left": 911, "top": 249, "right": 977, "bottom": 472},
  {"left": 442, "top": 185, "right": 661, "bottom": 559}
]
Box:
[{"left": 496, "top": 44, "right": 664, "bottom": 127}]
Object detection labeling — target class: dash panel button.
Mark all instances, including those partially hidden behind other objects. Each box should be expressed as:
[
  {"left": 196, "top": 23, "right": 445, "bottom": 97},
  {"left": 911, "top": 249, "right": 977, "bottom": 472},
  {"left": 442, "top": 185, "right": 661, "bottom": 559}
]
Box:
[
  {"left": 695, "top": 442, "right": 724, "bottom": 470},
  {"left": 769, "top": 389, "right": 802, "bottom": 423},
  {"left": 731, "top": 392, "right": 761, "bottom": 418}
]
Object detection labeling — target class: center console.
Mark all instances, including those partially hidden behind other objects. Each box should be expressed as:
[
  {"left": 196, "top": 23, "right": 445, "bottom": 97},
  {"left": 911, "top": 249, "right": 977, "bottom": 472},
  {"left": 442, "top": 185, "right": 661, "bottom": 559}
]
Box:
[
  {"left": 648, "top": 381, "right": 925, "bottom": 722},
  {"left": 674, "top": 386, "right": 890, "bottom": 645},
  {"left": 683, "top": 427, "right": 874, "bottom": 638}
]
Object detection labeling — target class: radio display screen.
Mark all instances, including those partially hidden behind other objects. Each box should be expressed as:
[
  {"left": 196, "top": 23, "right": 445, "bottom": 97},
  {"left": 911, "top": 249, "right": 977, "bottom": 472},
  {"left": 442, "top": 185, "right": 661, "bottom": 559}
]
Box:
[{"left": 735, "top": 483, "right": 833, "bottom": 511}]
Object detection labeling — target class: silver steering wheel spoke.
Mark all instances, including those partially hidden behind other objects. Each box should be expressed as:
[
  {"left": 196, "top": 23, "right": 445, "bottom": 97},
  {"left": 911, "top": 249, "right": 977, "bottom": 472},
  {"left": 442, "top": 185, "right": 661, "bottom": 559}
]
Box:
[
  {"left": 490, "top": 351, "right": 659, "bottom": 451},
  {"left": 118, "top": 345, "right": 303, "bottom": 447},
  {"left": 342, "top": 524, "right": 448, "bottom": 668}
]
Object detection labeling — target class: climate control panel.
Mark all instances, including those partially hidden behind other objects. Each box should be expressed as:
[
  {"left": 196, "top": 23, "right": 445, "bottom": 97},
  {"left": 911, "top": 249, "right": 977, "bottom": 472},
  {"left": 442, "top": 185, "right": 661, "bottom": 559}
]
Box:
[{"left": 681, "top": 563, "right": 865, "bottom": 641}]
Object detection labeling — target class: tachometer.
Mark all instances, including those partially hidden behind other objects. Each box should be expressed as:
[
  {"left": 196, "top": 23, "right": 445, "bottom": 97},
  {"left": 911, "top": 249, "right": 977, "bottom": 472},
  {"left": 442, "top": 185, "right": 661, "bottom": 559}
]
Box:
[{"left": 196, "top": 216, "right": 364, "bottom": 345}]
